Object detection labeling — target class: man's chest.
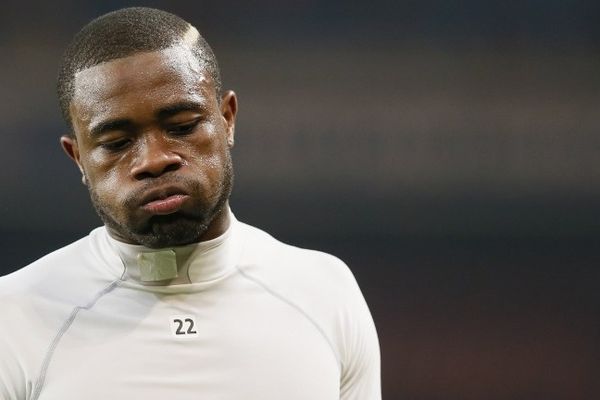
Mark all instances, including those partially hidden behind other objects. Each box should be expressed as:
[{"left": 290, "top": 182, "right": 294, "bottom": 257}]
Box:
[{"left": 35, "top": 285, "right": 340, "bottom": 400}]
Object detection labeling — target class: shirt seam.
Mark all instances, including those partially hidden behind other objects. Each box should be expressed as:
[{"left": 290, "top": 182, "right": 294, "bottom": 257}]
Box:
[
  {"left": 234, "top": 265, "right": 343, "bottom": 373},
  {"left": 30, "top": 279, "right": 122, "bottom": 400}
]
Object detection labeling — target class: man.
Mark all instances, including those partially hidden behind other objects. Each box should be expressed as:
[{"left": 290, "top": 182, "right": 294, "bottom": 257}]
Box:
[{"left": 0, "top": 7, "right": 380, "bottom": 400}]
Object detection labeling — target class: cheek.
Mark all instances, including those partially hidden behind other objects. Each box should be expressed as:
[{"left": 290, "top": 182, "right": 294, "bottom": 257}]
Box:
[
  {"left": 189, "top": 123, "right": 230, "bottom": 171},
  {"left": 188, "top": 151, "right": 226, "bottom": 188},
  {"left": 97, "top": 171, "right": 124, "bottom": 198},
  {"left": 85, "top": 156, "right": 129, "bottom": 205},
  {"left": 188, "top": 145, "right": 230, "bottom": 200}
]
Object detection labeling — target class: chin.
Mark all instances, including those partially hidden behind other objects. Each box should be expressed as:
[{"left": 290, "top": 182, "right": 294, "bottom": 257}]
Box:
[
  {"left": 134, "top": 215, "right": 210, "bottom": 248},
  {"left": 91, "top": 177, "right": 231, "bottom": 248}
]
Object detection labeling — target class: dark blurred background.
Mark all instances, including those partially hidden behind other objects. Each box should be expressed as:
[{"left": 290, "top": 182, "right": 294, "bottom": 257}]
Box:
[{"left": 1, "top": 1, "right": 600, "bottom": 398}]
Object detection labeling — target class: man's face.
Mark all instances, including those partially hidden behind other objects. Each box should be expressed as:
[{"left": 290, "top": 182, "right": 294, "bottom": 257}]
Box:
[{"left": 62, "top": 46, "right": 237, "bottom": 248}]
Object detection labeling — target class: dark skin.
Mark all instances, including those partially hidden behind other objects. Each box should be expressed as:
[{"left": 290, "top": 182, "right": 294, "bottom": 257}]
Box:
[{"left": 61, "top": 46, "right": 238, "bottom": 248}]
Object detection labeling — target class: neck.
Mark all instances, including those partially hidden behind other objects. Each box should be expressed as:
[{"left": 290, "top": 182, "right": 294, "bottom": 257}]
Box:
[
  {"left": 198, "top": 202, "right": 231, "bottom": 242},
  {"left": 105, "top": 207, "right": 240, "bottom": 287}
]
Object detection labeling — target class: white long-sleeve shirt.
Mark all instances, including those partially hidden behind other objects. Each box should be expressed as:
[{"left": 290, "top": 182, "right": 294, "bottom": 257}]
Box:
[{"left": 0, "top": 213, "right": 380, "bottom": 399}]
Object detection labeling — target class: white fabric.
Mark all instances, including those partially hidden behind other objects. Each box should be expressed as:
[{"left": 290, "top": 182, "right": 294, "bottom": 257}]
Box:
[{"left": 0, "top": 213, "right": 380, "bottom": 400}]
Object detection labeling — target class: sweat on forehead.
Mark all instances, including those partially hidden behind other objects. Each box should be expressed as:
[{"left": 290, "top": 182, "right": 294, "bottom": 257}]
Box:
[
  {"left": 69, "top": 47, "right": 214, "bottom": 133},
  {"left": 57, "top": 7, "right": 222, "bottom": 130}
]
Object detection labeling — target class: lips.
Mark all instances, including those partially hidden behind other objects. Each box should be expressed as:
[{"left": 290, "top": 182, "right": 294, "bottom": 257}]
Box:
[
  {"left": 138, "top": 186, "right": 190, "bottom": 215},
  {"left": 142, "top": 194, "right": 190, "bottom": 215}
]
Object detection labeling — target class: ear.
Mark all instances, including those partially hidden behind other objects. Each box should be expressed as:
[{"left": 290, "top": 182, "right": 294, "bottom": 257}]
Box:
[
  {"left": 60, "top": 135, "right": 86, "bottom": 185},
  {"left": 220, "top": 90, "right": 238, "bottom": 148}
]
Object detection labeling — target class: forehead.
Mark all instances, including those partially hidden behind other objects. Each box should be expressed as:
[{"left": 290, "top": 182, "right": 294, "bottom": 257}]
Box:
[{"left": 70, "top": 46, "right": 213, "bottom": 126}]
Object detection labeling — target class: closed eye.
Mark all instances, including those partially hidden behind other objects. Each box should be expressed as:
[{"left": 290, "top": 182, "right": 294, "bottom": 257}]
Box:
[
  {"left": 101, "top": 138, "right": 131, "bottom": 152},
  {"left": 168, "top": 121, "right": 199, "bottom": 136}
]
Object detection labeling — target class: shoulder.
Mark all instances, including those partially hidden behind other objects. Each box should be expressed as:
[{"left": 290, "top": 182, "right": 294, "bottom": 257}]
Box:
[
  {"left": 234, "top": 219, "right": 379, "bottom": 383},
  {"left": 0, "top": 232, "right": 101, "bottom": 400},
  {"left": 0, "top": 230, "right": 99, "bottom": 297},
  {"left": 1, "top": 235, "right": 86, "bottom": 294},
  {"left": 0, "top": 228, "right": 119, "bottom": 386},
  {"left": 234, "top": 220, "right": 366, "bottom": 332},
  {"left": 236, "top": 220, "right": 359, "bottom": 295},
  {"left": 0, "top": 226, "right": 119, "bottom": 314}
]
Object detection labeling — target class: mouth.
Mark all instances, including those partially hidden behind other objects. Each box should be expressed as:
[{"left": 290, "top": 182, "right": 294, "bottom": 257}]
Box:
[{"left": 139, "top": 187, "right": 191, "bottom": 216}]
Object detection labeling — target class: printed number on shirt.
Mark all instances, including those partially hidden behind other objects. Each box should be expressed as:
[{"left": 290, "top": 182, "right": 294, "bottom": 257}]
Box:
[{"left": 170, "top": 315, "right": 199, "bottom": 338}]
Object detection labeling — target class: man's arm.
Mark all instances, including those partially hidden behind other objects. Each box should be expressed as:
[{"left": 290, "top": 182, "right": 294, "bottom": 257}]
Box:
[
  {"left": 0, "top": 319, "right": 28, "bottom": 400},
  {"left": 339, "top": 273, "right": 381, "bottom": 400}
]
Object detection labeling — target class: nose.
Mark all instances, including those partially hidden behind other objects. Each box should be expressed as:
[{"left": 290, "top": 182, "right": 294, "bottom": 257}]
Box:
[{"left": 130, "top": 134, "right": 183, "bottom": 180}]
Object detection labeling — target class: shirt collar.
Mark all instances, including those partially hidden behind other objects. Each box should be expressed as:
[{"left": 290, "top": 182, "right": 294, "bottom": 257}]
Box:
[{"left": 105, "top": 210, "right": 240, "bottom": 286}]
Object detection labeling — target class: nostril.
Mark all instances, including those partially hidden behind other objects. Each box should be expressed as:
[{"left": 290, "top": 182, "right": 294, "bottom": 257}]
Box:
[
  {"left": 134, "top": 171, "right": 153, "bottom": 181},
  {"left": 163, "top": 163, "right": 181, "bottom": 174}
]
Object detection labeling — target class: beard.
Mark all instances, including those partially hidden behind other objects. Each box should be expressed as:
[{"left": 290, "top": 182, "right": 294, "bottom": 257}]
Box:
[{"left": 88, "top": 155, "right": 233, "bottom": 249}]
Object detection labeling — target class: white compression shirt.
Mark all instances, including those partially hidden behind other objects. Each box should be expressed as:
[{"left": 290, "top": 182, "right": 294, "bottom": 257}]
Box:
[{"left": 0, "top": 212, "right": 380, "bottom": 400}]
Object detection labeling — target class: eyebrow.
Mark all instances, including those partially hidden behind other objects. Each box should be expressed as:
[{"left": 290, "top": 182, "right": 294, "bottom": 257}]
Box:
[
  {"left": 156, "top": 101, "right": 209, "bottom": 119},
  {"left": 89, "top": 118, "right": 134, "bottom": 138}
]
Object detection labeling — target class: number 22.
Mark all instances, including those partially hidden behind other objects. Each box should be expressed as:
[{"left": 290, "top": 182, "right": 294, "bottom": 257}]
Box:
[{"left": 174, "top": 318, "right": 197, "bottom": 335}]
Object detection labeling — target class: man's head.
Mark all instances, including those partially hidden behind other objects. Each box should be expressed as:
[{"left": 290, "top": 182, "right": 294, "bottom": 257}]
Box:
[
  {"left": 58, "top": 7, "right": 238, "bottom": 249},
  {"left": 57, "top": 7, "right": 222, "bottom": 129}
]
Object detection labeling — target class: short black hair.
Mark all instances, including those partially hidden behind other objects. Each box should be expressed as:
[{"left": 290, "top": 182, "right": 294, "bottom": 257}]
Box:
[{"left": 57, "top": 7, "right": 222, "bottom": 130}]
